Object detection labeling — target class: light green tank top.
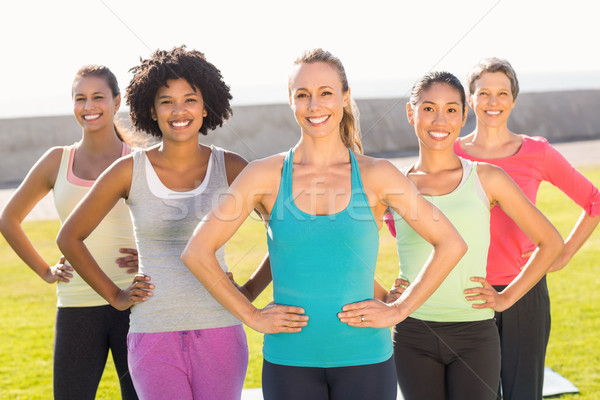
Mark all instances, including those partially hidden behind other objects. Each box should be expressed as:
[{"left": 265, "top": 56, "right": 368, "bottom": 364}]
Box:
[{"left": 392, "top": 158, "right": 493, "bottom": 322}]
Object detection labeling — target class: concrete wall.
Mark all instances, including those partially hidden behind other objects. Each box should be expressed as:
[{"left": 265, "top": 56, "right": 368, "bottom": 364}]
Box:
[{"left": 1, "top": 89, "right": 599, "bottom": 186}]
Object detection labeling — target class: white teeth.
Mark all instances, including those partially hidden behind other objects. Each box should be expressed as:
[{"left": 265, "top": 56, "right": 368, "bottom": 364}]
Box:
[
  {"left": 83, "top": 114, "right": 100, "bottom": 120},
  {"left": 486, "top": 111, "right": 501, "bottom": 115},
  {"left": 308, "top": 116, "right": 329, "bottom": 124},
  {"left": 429, "top": 131, "right": 449, "bottom": 138},
  {"left": 172, "top": 120, "right": 190, "bottom": 127}
]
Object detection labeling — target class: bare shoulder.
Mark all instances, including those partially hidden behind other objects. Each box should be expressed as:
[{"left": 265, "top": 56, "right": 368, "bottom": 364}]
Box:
[
  {"left": 355, "top": 154, "right": 409, "bottom": 188},
  {"left": 223, "top": 150, "right": 249, "bottom": 169},
  {"left": 223, "top": 150, "right": 249, "bottom": 185},
  {"left": 474, "top": 162, "right": 519, "bottom": 203},
  {"left": 355, "top": 153, "right": 397, "bottom": 172},
  {"left": 240, "top": 153, "right": 285, "bottom": 179},
  {"left": 91, "top": 154, "right": 135, "bottom": 199},
  {"left": 38, "top": 146, "right": 65, "bottom": 170},
  {"left": 475, "top": 161, "right": 510, "bottom": 183},
  {"left": 26, "top": 146, "right": 65, "bottom": 187}
]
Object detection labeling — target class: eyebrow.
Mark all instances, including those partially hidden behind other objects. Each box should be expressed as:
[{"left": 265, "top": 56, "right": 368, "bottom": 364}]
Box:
[
  {"left": 422, "top": 101, "right": 461, "bottom": 106},
  {"left": 295, "top": 85, "right": 334, "bottom": 92},
  {"left": 157, "top": 92, "right": 199, "bottom": 99},
  {"left": 74, "top": 91, "right": 106, "bottom": 97}
]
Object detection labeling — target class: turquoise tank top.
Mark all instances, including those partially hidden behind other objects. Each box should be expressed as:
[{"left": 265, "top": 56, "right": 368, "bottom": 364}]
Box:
[
  {"left": 392, "top": 158, "right": 493, "bottom": 322},
  {"left": 264, "top": 148, "right": 393, "bottom": 367}
]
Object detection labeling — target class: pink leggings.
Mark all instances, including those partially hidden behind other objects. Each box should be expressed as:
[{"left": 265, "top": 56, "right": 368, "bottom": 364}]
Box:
[{"left": 127, "top": 325, "right": 248, "bottom": 400}]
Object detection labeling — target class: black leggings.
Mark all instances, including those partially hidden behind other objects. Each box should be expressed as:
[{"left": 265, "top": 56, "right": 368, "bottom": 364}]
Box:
[
  {"left": 393, "top": 317, "right": 500, "bottom": 400},
  {"left": 493, "top": 276, "right": 551, "bottom": 400},
  {"left": 54, "top": 305, "right": 137, "bottom": 400},
  {"left": 262, "top": 357, "right": 397, "bottom": 400}
]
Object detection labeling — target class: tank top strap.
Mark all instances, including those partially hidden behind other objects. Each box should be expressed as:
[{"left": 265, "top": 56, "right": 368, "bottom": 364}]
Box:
[
  {"left": 348, "top": 149, "right": 365, "bottom": 198},
  {"left": 209, "top": 145, "right": 226, "bottom": 182},
  {"left": 280, "top": 148, "right": 295, "bottom": 198},
  {"left": 56, "top": 145, "right": 72, "bottom": 184}
]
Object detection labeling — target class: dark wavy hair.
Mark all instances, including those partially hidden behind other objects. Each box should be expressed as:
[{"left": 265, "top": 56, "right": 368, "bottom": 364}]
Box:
[
  {"left": 409, "top": 71, "right": 467, "bottom": 115},
  {"left": 126, "top": 45, "right": 233, "bottom": 137}
]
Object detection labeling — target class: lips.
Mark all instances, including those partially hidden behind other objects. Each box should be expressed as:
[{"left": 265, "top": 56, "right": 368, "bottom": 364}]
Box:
[
  {"left": 485, "top": 110, "right": 501, "bottom": 116},
  {"left": 170, "top": 119, "right": 191, "bottom": 128},
  {"left": 429, "top": 130, "right": 450, "bottom": 139},
  {"left": 307, "top": 115, "right": 329, "bottom": 124},
  {"left": 83, "top": 114, "right": 101, "bottom": 121}
]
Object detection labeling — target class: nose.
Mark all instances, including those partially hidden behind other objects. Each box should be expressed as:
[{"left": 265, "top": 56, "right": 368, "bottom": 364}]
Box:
[
  {"left": 83, "top": 99, "right": 94, "bottom": 110},
  {"left": 488, "top": 94, "right": 498, "bottom": 105},
  {"left": 308, "top": 95, "right": 321, "bottom": 112},
  {"left": 171, "top": 100, "right": 186, "bottom": 115},
  {"left": 433, "top": 109, "right": 446, "bottom": 124}
]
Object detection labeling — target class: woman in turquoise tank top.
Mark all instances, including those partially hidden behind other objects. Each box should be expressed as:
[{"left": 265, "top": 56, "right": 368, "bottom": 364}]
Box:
[
  {"left": 182, "top": 49, "right": 468, "bottom": 400},
  {"left": 381, "top": 72, "right": 563, "bottom": 400}
]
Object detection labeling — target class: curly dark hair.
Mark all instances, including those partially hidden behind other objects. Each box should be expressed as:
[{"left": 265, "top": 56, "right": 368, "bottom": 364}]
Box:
[{"left": 126, "top": 45, "right": 232, "bottom": 137}]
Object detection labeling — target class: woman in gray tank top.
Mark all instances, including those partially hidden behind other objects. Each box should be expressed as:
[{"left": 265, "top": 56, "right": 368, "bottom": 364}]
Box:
[{"left": 57, "top": 47, "right": 274, "bottom": 400}]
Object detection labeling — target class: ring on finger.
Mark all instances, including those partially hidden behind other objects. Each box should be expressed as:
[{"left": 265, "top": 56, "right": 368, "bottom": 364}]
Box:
[{"left": 360, "top": 315, "right": 364, "bottom": 323}]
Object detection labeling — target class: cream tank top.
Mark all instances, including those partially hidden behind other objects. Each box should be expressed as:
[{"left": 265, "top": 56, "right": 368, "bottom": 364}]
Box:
[{"left": 53, "top": 143, "right": 136, "bottom": 307}]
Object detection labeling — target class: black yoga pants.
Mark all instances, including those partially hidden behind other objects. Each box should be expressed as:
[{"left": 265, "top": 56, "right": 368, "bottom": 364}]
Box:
[
  {"left": 393, "top": 317, "right": 500, "bottom": 400},
  {"left": 262, "top": 356, "right": 397, "bottom": 400},
  {"left": 54, "top": 305, "right": 137, "bottom": 400}
]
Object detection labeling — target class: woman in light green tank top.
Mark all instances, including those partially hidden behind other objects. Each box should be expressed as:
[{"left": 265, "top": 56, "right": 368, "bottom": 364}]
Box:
[{"left": 384, "top": 72, "right": 563, "bottom": 400}]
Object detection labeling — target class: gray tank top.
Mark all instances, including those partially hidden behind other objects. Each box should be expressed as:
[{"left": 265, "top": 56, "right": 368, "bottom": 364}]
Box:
[{"left": 126, "top": 145, "right": 240, "bottom": 333}]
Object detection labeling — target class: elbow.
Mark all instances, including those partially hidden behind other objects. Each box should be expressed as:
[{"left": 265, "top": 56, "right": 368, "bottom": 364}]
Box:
[
  {"left": 459, "top": 237, "right": 468, "bottom": 255},
  {"left": 539, "top": 231, "right": 565, "bottom": 261},
  {"left": 180, "top": 247, "right": 193, "bottom": 269},
  {"left": 56, "top": 229, "right": 68, "bottom": 255},
  {"left": 0, "top": 214, "right": 7, "bottom": 237},
  {"left": 553, "top": 237, "right": 566, "bottom": 259},
  {"left": 56, "top": 226, "right": 77, "bottom": 256},
  {"left": 181, "top": 242, "right": 202, "bottom": 271},
  {"left": 453, "top": 233, "right": 468, "bottom": 260},
  {"left": 0, "top": 209, "right": 14, "bottom": 237}
]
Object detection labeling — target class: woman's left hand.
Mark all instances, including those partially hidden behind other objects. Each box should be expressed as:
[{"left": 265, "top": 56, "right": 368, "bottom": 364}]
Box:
[
  {"left": 116, "top": 248, "right": 138, "bottom": 274},
  {"left": 338, "top": 299, "right": 406, "bottom": 328},
  {"left": 464, "top": 276, "right": 511, "bottom": 312}
]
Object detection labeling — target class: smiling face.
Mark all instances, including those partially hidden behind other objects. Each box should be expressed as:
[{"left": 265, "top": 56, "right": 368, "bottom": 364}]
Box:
[
  {"left": 72, "top": 75, "right": 120, "bottom": 131},
  {"left": 289, "top": 62, "right": 349, "bottom": 140},
  {"left": 407, "top": 82, "right": 467, "bottom": 151},
  {"left": 151, "top": 78, "right": 208, "bottom": 142},
  {"left": 468, "top": 71, "right": 515, "bottom": 128}
]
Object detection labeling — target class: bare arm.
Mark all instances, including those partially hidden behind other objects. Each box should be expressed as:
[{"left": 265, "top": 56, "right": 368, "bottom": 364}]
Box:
[
  {"left": 224, "top": 151, "right": 274, "bottom": 302},
  {"left": 465, "top": 164, "right": 564, "bottom": 311},
  {"left": 548, "top": 211, "right": 599, "bottom": 272},
  {"left": 0, "top": 147, "right": 73, "bottom": 283},
  {"left": 181, "top": 159, "right": 308, "bottom": 333},
  {"left": 339, "top": 160, "right": 467, "bottom": 327},
  {"left": 238, "top": 253, "right": 272, "bottom": 302},
  {"left": 56, "top": 157, "right": 153, "bottom": 309}
]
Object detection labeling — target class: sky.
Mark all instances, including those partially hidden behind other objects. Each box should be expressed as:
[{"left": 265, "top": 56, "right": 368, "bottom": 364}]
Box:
[{"left": 0, "top": 0, "right": 599, "bottom": 119}]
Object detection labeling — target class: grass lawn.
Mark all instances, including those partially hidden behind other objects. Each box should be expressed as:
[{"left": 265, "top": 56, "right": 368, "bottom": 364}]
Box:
[{"left": 0, "top": 166, "right": 598, "bottom": 399}]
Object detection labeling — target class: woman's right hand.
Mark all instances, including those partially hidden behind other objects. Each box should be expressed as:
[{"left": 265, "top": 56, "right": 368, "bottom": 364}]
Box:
[
  {"left": 385, "top": 277, "right": 410, "bottom": 303},
  {"left": 111, "top": 274, "right": 154, "bottom": 311},
  {"left": 249, "top": 302, "right": 308, "bottom": 334},
  {"left": 45, "top": 256, "right": 73, "bottom": 283}
]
